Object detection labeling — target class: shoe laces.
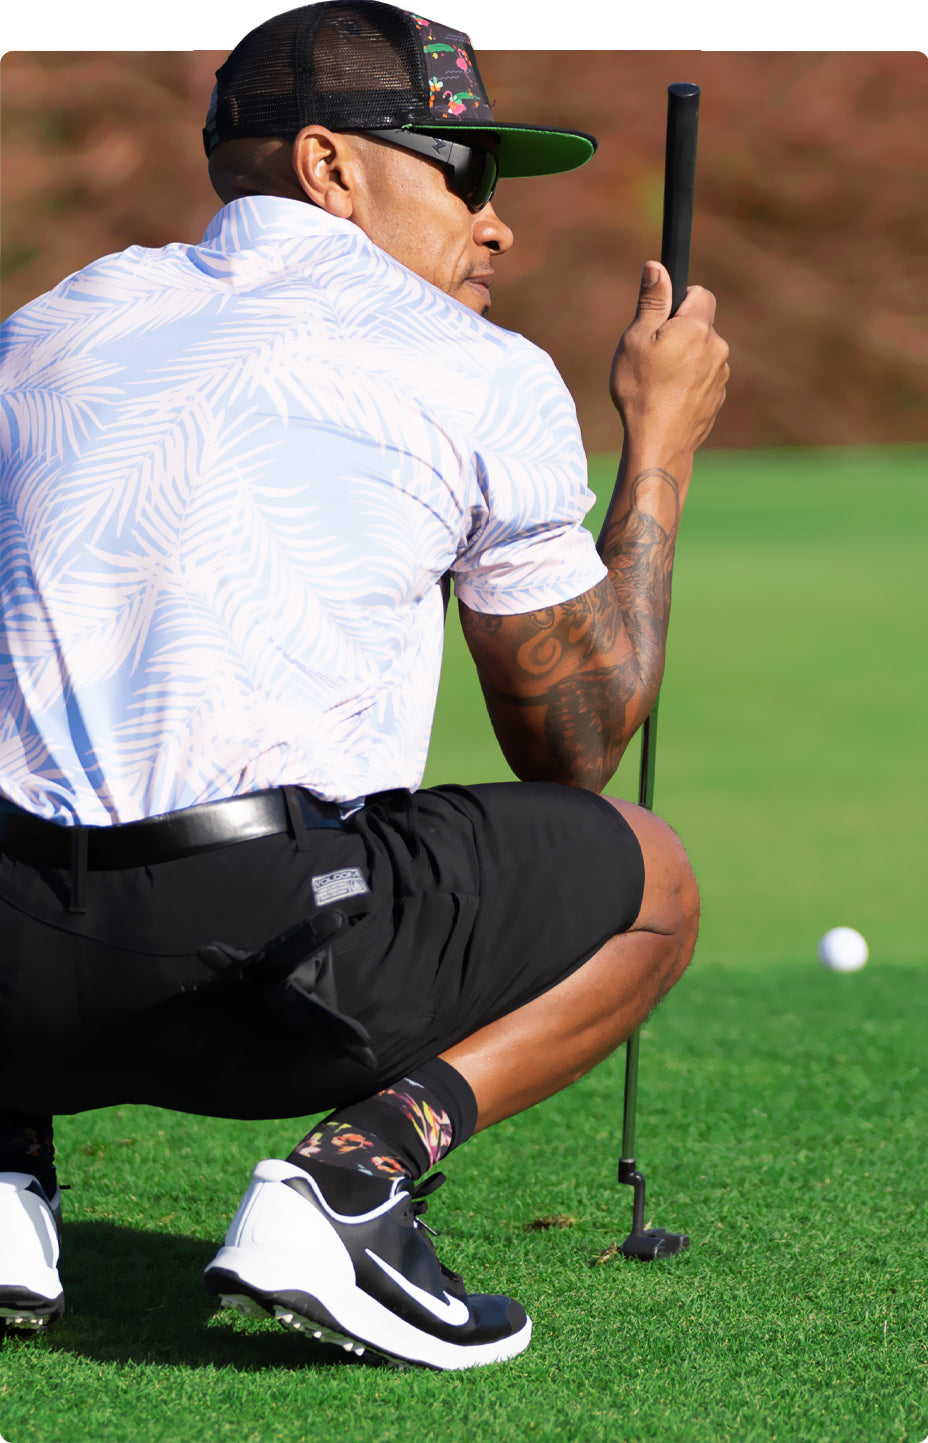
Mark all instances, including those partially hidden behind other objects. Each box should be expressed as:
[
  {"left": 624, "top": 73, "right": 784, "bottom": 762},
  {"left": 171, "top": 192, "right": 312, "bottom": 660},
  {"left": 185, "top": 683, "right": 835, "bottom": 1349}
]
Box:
[
  {"left": 398, "top": 1172, "right": 465, "bottom": 1296},
  {"left": 400, "top": 1170, "right": 446, "bottom": 1236}
]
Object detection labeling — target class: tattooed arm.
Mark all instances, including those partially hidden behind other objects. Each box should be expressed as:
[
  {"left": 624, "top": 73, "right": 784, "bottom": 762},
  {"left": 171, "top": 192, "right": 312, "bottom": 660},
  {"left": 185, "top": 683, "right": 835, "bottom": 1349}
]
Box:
[{"left": 459, "top": 261, "right": 729, "bottom": 792}]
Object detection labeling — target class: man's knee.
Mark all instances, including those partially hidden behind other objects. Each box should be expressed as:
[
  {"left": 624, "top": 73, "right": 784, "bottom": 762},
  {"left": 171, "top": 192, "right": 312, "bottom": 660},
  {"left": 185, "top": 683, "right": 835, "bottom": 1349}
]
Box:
[{"left": 605, "top": 797, "right": 700, "bottom": 957}]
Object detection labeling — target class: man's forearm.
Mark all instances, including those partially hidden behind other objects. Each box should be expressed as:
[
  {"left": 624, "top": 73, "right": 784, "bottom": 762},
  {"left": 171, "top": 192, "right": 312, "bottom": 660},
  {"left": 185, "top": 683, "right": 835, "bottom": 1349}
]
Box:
[{"left": 596, "top": 449, "right": 692, "bottom": 721}]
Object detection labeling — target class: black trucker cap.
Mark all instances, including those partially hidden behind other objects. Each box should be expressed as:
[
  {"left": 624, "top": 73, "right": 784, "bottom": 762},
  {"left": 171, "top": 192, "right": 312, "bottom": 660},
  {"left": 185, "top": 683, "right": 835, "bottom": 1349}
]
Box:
[{"left": 204, "top": 1, "right": 597, "bottom": 179}]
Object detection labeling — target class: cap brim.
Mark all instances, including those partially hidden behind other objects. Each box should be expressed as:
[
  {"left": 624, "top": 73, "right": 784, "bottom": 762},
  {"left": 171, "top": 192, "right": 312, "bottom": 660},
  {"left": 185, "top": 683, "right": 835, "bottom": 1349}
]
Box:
[{"left": 410, "top": 123, "right": 597, "bottom": 179}]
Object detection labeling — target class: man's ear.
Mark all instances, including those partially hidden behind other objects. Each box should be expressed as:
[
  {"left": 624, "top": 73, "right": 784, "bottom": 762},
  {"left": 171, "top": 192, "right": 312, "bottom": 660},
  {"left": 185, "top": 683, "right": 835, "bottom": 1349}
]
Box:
[{"left": 292, "top": 127, "right": 357, "bottom": 218}]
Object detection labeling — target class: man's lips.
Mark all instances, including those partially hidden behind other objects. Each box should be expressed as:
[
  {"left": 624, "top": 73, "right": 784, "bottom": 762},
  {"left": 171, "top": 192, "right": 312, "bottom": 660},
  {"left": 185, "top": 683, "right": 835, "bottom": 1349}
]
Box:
[{"left": 465, "top": 271, "right": 495, "bottom": 305}]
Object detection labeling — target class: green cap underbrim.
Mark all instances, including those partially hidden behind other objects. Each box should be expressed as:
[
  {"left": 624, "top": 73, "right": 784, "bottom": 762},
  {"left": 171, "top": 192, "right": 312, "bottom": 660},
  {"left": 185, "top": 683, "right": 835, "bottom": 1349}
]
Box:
[{"left": 408, "top": 123, "right": 597, "bottom": 179}]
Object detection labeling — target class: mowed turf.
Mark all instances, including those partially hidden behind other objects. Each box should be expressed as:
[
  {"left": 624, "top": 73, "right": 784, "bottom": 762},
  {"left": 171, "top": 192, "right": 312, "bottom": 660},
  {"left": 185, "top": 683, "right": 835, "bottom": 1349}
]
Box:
[{"left": 2, "top": 446, "right": 926, "bottom": 1443}]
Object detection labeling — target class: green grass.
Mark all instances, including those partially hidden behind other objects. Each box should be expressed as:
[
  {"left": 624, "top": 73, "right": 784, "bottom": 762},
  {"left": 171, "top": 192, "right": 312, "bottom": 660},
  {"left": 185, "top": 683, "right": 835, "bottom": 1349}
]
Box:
[{"left": 2, "top": 446, "right": 927, "bottom": 1443}]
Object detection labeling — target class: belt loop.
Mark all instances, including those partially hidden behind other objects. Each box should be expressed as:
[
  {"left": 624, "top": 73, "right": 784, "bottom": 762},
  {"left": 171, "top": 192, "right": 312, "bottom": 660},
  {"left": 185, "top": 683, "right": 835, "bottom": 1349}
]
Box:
[
  {"left": 282, "top": 786, "right": 311, "bottom": 852},
  {"left": 69, "top": 826, "right": 88, "bottom": 915},
  {"left": 408, "top": 791, "right": 420, "bottom": 863},
  {"left": 397, "top": 788, "right": 419, "bottom": 863}
]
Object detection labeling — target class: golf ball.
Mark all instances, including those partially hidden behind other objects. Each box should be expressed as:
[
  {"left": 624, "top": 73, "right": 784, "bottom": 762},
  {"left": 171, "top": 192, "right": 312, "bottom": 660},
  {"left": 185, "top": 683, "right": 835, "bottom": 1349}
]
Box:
[{"left": 817, "top": 927, "right": 869, "bottom": 972}]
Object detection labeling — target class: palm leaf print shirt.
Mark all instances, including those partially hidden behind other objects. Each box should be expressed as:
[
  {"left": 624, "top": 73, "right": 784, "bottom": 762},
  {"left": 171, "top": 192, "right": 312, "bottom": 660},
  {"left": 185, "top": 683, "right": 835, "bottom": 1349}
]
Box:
[{"left": 0, "top": 196, "right": 607, "bottom": 824}]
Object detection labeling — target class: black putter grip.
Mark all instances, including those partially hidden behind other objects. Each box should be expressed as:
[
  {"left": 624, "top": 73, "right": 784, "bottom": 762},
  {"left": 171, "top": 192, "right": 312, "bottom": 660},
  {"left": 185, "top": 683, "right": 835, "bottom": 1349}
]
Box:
[{"left": 661, "top": 82, "right": 700, "bottom": 316}]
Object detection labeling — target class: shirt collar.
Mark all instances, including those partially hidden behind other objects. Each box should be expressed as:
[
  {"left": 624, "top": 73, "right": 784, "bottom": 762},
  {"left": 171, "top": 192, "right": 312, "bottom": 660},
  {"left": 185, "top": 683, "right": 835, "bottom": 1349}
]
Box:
[
  {"left": 197, "top": 194, "right": 494, "bottom": 334},
  {"left": 201, "top": 195, "right": 358, "bottom": 253}
]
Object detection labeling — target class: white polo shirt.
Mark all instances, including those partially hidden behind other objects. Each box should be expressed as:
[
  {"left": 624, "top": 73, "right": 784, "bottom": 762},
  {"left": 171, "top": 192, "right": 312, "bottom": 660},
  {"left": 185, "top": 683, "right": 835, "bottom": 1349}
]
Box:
[{"left": 0, "top": 196, "right": 607, "bottom": 824}]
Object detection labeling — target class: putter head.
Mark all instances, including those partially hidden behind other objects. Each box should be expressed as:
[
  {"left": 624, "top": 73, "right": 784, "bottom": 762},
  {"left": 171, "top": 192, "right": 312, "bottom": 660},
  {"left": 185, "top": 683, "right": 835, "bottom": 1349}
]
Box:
[{"left": 619, "top": 1227, "right": 690, "bottom": 1260}]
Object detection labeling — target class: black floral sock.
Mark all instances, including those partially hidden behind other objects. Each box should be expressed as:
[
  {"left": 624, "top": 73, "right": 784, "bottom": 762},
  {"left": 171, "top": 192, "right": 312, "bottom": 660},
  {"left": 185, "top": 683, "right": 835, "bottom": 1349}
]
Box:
[{"left": 287, "top": 1056, "right": 478, "bottom": 1182}]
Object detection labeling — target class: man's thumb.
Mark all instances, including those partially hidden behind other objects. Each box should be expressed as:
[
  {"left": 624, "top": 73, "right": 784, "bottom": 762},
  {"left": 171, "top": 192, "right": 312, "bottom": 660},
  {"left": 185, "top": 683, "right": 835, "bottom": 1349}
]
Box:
[{"left": 636, "top": 260, "right": 672, "bottom": 320}]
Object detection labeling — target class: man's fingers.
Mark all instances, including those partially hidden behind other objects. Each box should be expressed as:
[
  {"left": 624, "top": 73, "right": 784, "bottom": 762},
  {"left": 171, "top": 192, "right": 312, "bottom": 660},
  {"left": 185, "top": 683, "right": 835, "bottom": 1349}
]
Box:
[
  {"left": 634, "top": 265, "right": 717, "bottom": 332},
  {"left": 635, "top": 261, "right": 673, "bottom": 322},
  {"left": 674, "top": 283, "right": 718, "bottom": 326}
]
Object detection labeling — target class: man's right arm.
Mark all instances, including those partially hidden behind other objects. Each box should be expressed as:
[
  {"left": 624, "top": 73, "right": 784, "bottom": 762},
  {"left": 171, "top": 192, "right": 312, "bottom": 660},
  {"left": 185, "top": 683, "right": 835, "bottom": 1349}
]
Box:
[{"left": 459, "top": 261, "right": 729, "bottom": 793}]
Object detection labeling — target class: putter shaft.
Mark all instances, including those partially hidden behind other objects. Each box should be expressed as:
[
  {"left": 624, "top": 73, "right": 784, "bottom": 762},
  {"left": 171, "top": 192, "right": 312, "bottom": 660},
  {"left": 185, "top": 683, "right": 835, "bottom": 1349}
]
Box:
[{"left": 617, "top": 83, "right": 700, "bottom": 1260}]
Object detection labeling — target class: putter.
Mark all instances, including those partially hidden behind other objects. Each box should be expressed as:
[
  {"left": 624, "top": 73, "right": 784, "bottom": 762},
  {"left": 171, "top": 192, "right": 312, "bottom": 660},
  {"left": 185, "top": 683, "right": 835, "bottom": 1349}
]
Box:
[{"left": 616, "top": 81, "right": 700, "bottom": 1260}]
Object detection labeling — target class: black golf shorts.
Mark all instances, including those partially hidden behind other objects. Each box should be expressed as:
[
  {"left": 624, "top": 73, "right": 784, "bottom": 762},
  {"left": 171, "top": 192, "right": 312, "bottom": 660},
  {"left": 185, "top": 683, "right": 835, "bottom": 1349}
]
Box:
[{"left": 0, "top": 781, "right": 645, "bottom": 1120}]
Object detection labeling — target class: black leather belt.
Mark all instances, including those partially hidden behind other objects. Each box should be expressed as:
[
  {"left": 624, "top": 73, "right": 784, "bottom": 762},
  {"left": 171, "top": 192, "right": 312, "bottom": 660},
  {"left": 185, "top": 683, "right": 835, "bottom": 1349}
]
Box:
[{"left": 0, "top": 788, "right": 347, "bottom": 871}]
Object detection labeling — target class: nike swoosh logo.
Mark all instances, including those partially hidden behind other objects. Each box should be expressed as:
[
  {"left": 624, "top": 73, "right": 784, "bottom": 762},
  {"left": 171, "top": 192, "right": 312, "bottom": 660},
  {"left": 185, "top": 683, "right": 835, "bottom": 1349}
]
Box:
[{"left": 364, "top": 1249, "right": 471, "bottom": 1327}]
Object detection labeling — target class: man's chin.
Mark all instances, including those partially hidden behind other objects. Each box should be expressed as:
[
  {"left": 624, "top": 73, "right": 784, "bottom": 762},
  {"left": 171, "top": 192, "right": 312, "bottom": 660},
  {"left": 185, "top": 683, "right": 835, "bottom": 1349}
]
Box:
[{"left": 452, "top": 296, "right": 491, "bottom": 321}]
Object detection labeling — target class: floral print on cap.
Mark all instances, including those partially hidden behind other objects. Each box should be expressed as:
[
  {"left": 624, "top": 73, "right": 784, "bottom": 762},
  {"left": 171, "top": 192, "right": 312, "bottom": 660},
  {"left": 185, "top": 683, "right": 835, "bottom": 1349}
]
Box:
[{"left": 412, "top": 13, "right": 495, "bottom": 122}]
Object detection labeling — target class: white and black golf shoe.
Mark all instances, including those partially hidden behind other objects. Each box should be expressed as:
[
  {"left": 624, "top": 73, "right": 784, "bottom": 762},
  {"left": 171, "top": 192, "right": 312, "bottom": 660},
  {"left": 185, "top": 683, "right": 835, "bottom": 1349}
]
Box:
[
  {"left": 0, "top": 1171, "right": 64, "bottom": 1330},
  {"left": 203, "top": 1158, "right": 531, "bottom": 1370}
]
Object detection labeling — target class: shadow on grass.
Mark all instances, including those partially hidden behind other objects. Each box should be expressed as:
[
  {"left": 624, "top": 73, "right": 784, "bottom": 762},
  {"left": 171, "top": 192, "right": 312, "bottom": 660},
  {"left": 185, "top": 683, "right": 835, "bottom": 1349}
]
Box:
[{"left": 6, "top": 1219, "right": 389, "bottom": 1373}]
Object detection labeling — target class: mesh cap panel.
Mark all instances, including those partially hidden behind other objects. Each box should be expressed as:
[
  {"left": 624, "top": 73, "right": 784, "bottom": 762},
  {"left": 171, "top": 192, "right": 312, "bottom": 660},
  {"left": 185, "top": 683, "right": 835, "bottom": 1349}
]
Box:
[
  {"left": 209, "top": 3, "right": 456, "bottom": 143},
  {"left": 204, "top": 1, "right": 597, "bottom": 180}
]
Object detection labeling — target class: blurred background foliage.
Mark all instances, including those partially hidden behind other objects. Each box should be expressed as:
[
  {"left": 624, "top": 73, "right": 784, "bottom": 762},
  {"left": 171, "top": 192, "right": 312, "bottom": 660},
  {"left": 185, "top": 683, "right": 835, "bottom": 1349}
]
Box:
[{"left": 1, "top": 49, "right": 926, "bottom": 451}]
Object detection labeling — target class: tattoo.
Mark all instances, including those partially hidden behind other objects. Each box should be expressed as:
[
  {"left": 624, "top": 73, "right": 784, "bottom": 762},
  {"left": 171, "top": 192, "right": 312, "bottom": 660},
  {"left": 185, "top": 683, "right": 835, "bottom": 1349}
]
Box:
[
  {"left": 461, "top": 465, "right": 682, "bottom": 788},
  {"left": 600, "top": 467, "right": 680, "bottom": 674},
  {"left": 514, "top": 593, "right": 601, "bottom": 676},
  {"left": 469, "top": 582, "right": 621, "bottom": 685},
  {"left": 463, "top": 609, "right": 502, "bottom": 636},
  {"left": 489, "top": 656, "right": 639, "bottom": 791},
  {"left": 540, "top": 666, "right": 634, "bottom": 790}
]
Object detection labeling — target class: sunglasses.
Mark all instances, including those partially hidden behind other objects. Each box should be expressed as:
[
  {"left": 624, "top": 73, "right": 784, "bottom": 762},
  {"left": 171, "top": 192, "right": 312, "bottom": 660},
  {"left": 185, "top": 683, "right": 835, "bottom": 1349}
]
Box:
[{"left": 366, "top": 128, "right": 499, "bottom": 213}]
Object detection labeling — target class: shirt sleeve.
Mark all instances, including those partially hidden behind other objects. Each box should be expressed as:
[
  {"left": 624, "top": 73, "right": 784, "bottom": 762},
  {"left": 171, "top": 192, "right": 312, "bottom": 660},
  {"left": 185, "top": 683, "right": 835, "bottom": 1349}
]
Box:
[{"left": 450, "top": 341, "right": 608, "bottom": 615}]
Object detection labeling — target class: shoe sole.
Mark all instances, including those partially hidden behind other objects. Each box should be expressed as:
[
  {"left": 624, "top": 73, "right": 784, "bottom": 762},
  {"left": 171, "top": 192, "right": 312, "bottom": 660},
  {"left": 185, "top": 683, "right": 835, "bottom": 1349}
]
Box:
[
  {"left": 203, "top": 1262, "right": 531, "bottom": 1372},
  {"left": 0, "top": 1286, "right": 64, "bottom": 1331},
  {"left": 208, "top": 1276, "right": 408, "bottom": 1368}
]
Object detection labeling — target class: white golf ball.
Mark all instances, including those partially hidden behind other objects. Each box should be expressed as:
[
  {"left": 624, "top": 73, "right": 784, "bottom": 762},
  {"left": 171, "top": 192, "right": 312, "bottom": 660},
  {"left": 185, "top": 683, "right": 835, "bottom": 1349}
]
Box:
[{"left": 817, "top": 927, "right": 869, "bottom": 973}]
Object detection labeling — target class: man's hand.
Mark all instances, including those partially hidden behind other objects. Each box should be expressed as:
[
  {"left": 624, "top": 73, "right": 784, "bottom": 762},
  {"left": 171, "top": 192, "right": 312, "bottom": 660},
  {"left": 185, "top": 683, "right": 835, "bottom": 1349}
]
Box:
[
  {"left": 459, "top": 262, "right": 729, "bottom": 794},
  {"left": 610, "top": 260, "right": 729, "bottom": 472}
]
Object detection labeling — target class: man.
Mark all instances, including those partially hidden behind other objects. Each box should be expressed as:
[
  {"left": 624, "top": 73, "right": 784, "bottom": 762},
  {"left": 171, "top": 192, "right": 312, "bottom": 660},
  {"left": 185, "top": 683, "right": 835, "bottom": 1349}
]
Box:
[{"left": 0, "top": 1, "right": 728, "bottom": 1370}]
